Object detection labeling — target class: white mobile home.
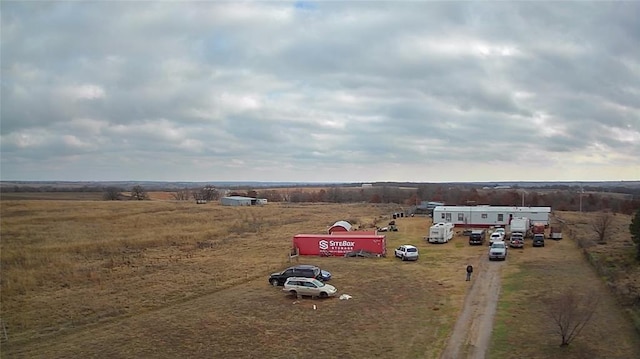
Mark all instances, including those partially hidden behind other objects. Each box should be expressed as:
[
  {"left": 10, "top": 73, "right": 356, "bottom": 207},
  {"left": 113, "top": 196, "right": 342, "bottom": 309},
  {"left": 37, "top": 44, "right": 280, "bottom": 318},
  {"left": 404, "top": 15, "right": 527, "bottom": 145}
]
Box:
[
  {"left": 433, "top": 206, "right": 551, "bottom": 228},
  {"left": 427, "top": 222, "right": 454, "bottom": 243}
]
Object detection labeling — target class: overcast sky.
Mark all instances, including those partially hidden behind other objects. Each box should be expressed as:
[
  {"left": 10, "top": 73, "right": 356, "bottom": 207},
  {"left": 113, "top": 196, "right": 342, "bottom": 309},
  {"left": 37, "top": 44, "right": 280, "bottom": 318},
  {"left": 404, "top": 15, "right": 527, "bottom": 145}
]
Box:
[{"left": 1, "top": 1, "right": 639, "bottom": 183}]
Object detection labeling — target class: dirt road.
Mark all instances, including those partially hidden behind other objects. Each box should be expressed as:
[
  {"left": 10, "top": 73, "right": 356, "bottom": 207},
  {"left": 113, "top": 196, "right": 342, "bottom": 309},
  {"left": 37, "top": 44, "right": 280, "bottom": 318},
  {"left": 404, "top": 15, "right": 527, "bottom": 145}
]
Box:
[{"left": 440, "top": 256, "right": 504, "bottom": 359}]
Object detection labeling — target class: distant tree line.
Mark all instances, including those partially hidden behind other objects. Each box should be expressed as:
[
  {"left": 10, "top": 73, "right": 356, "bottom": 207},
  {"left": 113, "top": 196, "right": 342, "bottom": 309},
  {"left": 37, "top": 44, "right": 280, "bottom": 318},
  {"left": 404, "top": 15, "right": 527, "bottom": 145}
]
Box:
[
  {"left": 240, "top": 185, "right": 640, "bottom": 215},
  {"left": 102, "top": 185, "right": 149, "bottom": 201},
  {"left": 5, "top": 182, "right": 639, "bottom": 215}
]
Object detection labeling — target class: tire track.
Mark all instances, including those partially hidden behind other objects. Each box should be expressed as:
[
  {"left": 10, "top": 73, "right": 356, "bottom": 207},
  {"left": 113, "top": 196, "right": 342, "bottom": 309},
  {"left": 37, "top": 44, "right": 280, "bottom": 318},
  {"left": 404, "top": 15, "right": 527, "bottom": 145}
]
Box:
[{"left": 440, "top": 257, "right": 503, "bottom": 359}]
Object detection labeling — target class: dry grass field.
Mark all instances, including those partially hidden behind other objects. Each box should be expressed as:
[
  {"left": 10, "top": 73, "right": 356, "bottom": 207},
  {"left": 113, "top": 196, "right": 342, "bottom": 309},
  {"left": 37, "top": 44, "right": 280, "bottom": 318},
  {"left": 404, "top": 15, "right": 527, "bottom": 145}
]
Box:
[
  {"left": 490, "top": 212, "right": 640, "bottom": 359},
  {"left": 1, "top": 197, "right": 639, "bottom": 358}
]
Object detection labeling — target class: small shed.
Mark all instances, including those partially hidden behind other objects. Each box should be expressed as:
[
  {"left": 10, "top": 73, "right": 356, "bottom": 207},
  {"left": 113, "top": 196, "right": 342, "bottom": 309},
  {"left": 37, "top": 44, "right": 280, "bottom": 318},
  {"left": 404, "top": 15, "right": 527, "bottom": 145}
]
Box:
[{"left": 328, "top": 221, "right": 352, "bottom": 234}]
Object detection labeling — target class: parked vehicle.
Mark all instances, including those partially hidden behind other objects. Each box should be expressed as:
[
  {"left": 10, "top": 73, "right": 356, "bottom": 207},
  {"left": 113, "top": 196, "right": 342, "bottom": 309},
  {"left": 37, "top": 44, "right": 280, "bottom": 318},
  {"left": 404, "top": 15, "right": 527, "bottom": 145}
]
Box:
[
  {"left": 489, "top": 231, "right": 505, "bottom": 245},
  {"left": 269, "top": 264, "right": 331, "bottom": 286},
  {"left": 532, "top": 222, "right": 546, "bottom": 236},
  {"left": 532, "top": 234, "right": 545, "bottom": 247},
  {"left": 394, "top": 244, "right": 419, "bottom": 261},
  {"left": 428, "top": 222, "right": 454, "bottom": 243},
  {"left": 489, "top": 241, "right": 508, "bottom": 260},
  {"left": 510, "top": 217, "right": 530, "bottom": 238},
  {"left": 283, "top": 277, "right": 337, "bottom": 298},
  {"left": 379, "top": 225, "right": 398, "bottom": 232},
  {"left": 469, "top": 229, "right": 486, "bottom": 245},
  {"left": 494, "top": 227, "right": 506, "bottom": 238},
  {"left": 509, "top": 233, "right": 524, "bottom": 248},
  {"left": 550, "top": 226, "right": 563, "bottom": 240}
]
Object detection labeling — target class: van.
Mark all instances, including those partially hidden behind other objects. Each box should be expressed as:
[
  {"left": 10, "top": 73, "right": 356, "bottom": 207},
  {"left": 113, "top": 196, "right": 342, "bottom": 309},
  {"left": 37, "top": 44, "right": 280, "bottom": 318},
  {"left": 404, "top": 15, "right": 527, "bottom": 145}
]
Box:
[{"left": 469, "top": 229, "right": 486, "bottom": 245}]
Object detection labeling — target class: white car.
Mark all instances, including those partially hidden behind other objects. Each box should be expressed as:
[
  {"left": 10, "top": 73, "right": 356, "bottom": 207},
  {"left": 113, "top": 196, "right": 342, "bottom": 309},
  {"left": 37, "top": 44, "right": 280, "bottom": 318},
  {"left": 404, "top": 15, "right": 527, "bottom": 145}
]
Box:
[
  {"left": 489, "top": 231, "right": 505, "bottom": 245},
  {"left": 394, "top": 244, "right": 419, "bottom": 261},
  {"left": 494, "top": 228, "right": 506, "bottom": 238},
  {"left": 283, "top": 277, "right": 337, "bottom": 298},
  {"left": 489, "top": 241, "right": 508, "bottom": 261}
]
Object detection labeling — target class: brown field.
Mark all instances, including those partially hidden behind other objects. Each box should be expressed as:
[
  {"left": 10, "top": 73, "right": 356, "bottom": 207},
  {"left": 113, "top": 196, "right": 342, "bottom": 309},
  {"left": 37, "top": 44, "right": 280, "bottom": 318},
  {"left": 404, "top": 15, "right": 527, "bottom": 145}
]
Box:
[
  {"left": 1, "top": 197, "right": 638, "bottom": 358},
  {"left": 490, "top": 213, "right": 640, "bottom": 358}
]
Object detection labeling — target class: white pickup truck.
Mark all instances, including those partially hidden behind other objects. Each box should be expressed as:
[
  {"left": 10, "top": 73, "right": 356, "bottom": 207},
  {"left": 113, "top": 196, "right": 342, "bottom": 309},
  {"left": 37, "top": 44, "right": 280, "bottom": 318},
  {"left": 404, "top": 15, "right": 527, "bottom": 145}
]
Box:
[{"left": 489, "top": 241, "right": 508, "bottom": 261}]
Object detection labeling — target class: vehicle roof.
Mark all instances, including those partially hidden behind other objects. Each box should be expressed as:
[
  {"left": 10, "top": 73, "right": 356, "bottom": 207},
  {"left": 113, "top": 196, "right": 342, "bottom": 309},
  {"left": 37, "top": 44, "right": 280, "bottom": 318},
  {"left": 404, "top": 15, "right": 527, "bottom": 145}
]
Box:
[
  {"left": 400, "top": 244, "right": 418, "bottom": 249},
  {"left": 290, "top": 264, "right": 319, "bottom": 270},
  {"left": 285, "top": 276, "right": 315, "bottom": 281},
  {"left": 491, "top": 241, "right": 506, "bottom": 245},
  {"left": 471, "top": 229, "right": 485, "bottom": 233}
]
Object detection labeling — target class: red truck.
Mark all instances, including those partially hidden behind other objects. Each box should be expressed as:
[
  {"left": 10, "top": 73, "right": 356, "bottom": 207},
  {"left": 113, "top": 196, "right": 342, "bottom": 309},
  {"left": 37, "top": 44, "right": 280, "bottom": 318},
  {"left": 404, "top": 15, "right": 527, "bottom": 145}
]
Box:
[
  {"left": 293, "top": 234, "right": 386, "bottom": 256},
  {"left": 532, "top": 222, "right": 546, "bottom": 236}
]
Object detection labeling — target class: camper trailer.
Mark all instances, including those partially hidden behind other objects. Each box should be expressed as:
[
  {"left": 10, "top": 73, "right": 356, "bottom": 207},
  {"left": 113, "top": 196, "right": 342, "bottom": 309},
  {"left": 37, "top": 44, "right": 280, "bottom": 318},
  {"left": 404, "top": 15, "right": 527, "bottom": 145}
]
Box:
[
  {"left": 428, "top": 222, "right": 454, "bottom": 243},
  {"left": 510, "top": 217, "right": 531, "bottom": 238}
]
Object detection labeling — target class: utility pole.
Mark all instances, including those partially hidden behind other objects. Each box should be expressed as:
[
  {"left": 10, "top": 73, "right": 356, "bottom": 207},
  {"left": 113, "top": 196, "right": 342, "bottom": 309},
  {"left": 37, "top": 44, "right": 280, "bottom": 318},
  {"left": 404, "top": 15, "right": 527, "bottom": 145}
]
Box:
[
  {"left": 521, "top": 191, "right": 525, "bottom": 207},
  {"left": 579, "top": 186, "right": 584, "bottom": 212}
]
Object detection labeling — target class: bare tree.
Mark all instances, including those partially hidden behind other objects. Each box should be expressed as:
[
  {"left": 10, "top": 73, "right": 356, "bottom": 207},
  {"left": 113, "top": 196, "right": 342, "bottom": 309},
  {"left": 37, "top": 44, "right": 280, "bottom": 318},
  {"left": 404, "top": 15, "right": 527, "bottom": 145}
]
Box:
[
  {"left": 103, "top": 187, "right": 122, "bottom": 200},
  {"left": 194, "top": 186, "right": 219, "bottom": 201},
  {"left": 130, "top": 185, "right": 149, "bottom": 200},
  {"left": 545, "top": 289, "right": 599, "bottom": 346},
  {"left": 172, "top": 188, "right": 191, "bottom": 201},
  {"left": 591, "top": 211, "right": 614, "bottom": 244}
]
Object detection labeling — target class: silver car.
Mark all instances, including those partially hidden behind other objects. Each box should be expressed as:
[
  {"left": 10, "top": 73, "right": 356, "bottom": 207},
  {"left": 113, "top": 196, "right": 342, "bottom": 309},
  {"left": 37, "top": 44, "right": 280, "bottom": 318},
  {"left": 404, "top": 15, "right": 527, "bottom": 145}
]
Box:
[
  {"left": 489, "top": 241, "right": 508, "bottom": 261},
  {"left": 283, "top": 277, "right": 338, "bottom": 299}
]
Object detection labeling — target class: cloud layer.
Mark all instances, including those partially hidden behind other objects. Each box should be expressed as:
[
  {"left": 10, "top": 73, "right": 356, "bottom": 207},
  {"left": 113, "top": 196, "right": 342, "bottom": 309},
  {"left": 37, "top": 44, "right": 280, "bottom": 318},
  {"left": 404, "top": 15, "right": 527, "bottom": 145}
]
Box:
[{"left": 2, "top": 1, "right": 639, "bottom": 182}]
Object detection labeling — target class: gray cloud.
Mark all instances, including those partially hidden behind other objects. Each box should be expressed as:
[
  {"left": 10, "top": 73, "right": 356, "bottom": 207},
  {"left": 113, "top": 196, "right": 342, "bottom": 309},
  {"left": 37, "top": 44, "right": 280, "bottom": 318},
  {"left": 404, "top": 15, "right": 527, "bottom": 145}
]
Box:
[{"left": 1, "top": 1, "right": 639, "bottom": 182}]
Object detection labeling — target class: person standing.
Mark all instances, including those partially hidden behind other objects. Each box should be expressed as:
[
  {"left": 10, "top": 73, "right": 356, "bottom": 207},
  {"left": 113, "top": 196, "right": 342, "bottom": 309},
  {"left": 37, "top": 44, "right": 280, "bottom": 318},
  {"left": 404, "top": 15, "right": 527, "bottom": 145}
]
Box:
[{"left": 466, "top": 265, "right": 473, "bottom": 281}]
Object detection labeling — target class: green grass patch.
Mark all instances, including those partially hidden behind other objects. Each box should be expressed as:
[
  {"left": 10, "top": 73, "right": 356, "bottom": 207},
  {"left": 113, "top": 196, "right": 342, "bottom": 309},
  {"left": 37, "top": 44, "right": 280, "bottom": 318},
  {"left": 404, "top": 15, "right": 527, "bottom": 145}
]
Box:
[
  {"left": 490, "top": 267, "right": 526, "bottom": 356},
  {"left": 500, "top": 267, "right": 528, "bottom": 294}
]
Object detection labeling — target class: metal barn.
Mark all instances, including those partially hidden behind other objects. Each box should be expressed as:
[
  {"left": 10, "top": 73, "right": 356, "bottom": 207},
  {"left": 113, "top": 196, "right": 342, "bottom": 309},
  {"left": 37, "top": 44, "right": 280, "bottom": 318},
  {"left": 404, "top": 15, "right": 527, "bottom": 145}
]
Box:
[{"left": 220, "top": 196, "right": 255, "bottom": 206}]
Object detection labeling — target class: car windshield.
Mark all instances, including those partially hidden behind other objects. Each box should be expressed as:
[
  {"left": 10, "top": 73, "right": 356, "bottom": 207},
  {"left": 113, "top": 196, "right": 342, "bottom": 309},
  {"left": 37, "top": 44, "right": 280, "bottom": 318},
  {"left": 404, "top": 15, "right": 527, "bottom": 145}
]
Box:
[
  {"left": 406, "top": 247, "right": 418, "bottom": 252},
  {"left": 491, "top": 243, "right": 505, "bottom": 248},
  {"left": 311, "top": 279, "right": 325, "bottom": 287}
]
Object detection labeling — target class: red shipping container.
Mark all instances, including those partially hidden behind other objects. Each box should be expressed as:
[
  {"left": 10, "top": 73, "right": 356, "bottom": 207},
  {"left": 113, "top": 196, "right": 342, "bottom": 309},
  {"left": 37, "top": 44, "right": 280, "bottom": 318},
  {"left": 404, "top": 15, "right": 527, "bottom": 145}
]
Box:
[{"left": 293, "top": 234, "right": 386, "bottom": 256}]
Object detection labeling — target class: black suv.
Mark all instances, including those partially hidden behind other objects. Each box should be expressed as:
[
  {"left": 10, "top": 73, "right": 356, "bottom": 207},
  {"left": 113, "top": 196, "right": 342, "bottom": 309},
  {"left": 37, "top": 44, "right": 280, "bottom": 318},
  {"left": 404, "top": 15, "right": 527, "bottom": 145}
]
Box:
[
  {"left": 268, "top": 265, "right": 331, "bottom": 286},
  {"left": 532, "top": 234, "right": 545, "bottom": 247},
  {"left": 469, "top": 229, "right": 486, "bottom": 245}
]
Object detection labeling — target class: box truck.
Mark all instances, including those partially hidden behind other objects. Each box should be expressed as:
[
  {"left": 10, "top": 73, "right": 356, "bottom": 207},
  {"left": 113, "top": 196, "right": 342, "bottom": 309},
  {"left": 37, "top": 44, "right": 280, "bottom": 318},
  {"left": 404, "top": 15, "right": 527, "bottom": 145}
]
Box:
[
  {"left": 532, "top": 222, "right": 546, "bottom": 237},
  {"left": 293, "top": 234, "right": 386, "bottom": 256},
  {"left": 428, "top": 222, "right": 454, "bottom": 243}
]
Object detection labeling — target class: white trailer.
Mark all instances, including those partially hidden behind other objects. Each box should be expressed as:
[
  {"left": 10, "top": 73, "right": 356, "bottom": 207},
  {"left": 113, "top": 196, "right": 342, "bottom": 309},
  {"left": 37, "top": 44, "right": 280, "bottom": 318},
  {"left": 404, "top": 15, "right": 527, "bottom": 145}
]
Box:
[
  {"left": 433, "top": 206, "right": 551, "bottom": 228},
  {"left": 428, "top": 222, "right": 455, "bottom": 243},
  {"left": 510, "top": 217, "right": 531, "bottom": 237}
]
